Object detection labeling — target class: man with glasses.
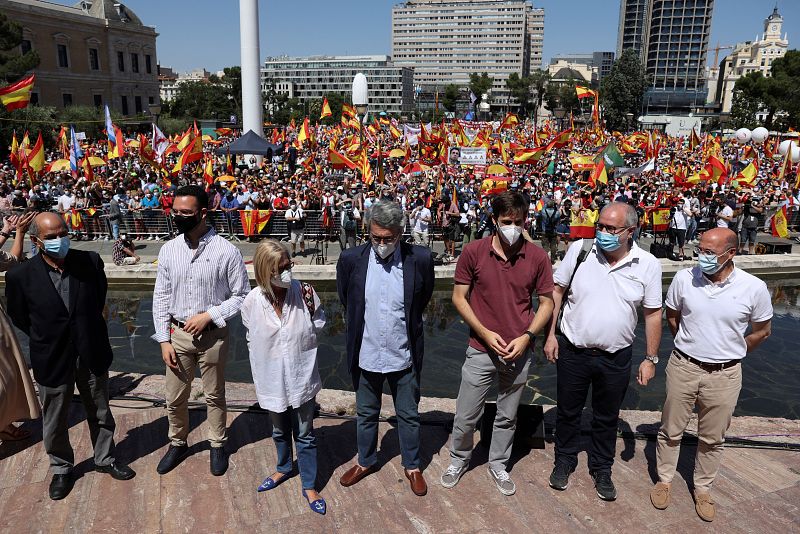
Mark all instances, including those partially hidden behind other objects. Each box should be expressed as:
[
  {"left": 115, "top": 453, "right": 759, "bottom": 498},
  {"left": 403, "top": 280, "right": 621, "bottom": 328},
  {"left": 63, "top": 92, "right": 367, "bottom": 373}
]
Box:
[
  {"left": 152, "top": 185, "right": 249, "bottom": 477},
  {"left": 650, "top": 228, "right": 772, "bottom": 522},
  {"left": 336, "top": 200, "right": 434, "bottom": 497},
  {"left": 544, "top": 201, "right": 663, "bottom": 501}
]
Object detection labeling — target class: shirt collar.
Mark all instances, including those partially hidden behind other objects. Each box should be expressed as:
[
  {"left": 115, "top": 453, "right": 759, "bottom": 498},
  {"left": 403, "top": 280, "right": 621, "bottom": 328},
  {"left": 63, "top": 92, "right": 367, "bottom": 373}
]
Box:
[
  {"left": 597, "top": 241, "right": 641, "bottom": 270},
  {"left": 488, "top": 236, "right": 527, "bottom": 260},
  {"left": 696, "top": 262, "right": 737, "bottom": 287},
  {"left": 183, "top": 225, "right": 215, "bottom": 246}
]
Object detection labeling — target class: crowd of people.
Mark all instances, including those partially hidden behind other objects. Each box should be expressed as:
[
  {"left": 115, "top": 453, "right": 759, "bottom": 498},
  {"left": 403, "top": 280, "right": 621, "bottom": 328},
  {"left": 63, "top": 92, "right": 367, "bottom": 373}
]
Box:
[{"left": 0, "top": 116, "right": 786, "bottom": 523}]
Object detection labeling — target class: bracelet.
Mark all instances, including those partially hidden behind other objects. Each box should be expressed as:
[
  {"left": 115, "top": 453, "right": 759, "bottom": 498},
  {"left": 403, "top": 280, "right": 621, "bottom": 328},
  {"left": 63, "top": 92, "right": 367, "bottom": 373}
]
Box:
[{"left": 0, "top": 231, "right": 11, "bottom": 239}]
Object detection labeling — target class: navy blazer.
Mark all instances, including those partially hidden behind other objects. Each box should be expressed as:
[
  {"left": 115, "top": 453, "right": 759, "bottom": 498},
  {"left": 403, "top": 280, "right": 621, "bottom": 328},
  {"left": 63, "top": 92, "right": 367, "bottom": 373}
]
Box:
[
  {"left": 5, "top": 250, "right": 113, "bottom": 387},
  {"left": 336, "top": 241, "right": 435, "bottom": 388}
]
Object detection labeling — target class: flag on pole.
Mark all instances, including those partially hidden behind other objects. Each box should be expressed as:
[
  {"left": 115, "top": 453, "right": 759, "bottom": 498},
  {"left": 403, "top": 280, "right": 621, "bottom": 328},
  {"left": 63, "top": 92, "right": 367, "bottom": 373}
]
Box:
[
  {"left": 105, "top": 105, "right": 116, "bottom": 145},
  {"left": 152, "top": 123, "right": 169, "bottom": 163},
  {"left": 575, "top": 86, "right": 596, "bottom": 100},
  {"left": 328, "top": 148, "right": 357, "bottom": 170},
  {"left": 588, "top": 159, "right": 608, "bottom": 188},
  {"left": 320, "top": 97, "right": 332, "bottom": 119},
  {"left": 499, "top": 113, "right": 519, "bottom": 130},
  {"left": 734, "top": 160, "right": 758, "bottom": 186},
  {"left": 772, "top": 205, "right": 789, "bottom": 238},
  {"left": 0, "top": 74, "right": 35, "bottom": 111},
  {"left": 27, "top": 132, "right": 45, "bottom": 175},
  {"left": 69, "top": 126, "right": 83, "bottom": 177}
]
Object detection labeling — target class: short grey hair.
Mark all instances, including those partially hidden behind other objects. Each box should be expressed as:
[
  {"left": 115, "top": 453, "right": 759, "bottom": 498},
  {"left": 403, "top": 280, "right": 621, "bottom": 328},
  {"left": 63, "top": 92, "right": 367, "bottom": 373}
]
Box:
[
  {"left": 600, "top": 201, "right": 638, "bottom": 228},
  {"left": 367, "top": 200, "right": 404, "bottom": 232},
  {"left": 30, "top": 213, "right": 68, "bottom": 238}
]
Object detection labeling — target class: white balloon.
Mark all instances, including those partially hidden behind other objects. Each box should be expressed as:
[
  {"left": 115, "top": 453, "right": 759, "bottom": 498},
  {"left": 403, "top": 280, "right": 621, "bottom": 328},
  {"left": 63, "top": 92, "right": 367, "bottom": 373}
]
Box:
[
  {"left": 792, "top": 146, "right": 800, "bottom": 163},
  {"left": 751, "top": 127, "right": 769, "bottom": 144},
  {"left": 779, "top": 139, "right": 796, "bottom": 155},
  {"left": 735, "top": 128, "right": 752, "bottom": 144}
]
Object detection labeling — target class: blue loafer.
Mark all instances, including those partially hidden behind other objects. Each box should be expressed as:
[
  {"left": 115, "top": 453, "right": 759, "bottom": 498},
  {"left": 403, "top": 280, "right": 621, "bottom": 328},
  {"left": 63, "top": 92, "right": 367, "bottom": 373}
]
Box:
[
  {"left": 302, "top": 489, "right": 327, "bottom": 515},
  {"left": 257, "top": 472, "right": 292, "bottom": 492}
]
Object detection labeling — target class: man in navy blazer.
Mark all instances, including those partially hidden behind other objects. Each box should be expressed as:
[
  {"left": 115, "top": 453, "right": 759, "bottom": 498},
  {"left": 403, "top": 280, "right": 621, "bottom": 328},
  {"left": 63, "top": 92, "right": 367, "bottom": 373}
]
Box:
[{"left": 336, "top": 200, "right": 434, "bottom": 496}]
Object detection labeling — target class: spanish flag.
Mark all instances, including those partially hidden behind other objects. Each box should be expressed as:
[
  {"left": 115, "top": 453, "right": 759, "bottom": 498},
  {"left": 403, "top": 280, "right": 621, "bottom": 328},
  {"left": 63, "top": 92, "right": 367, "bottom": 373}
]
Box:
[
  {"left": 499, "top": 113, "right": 519, "bottom": 130},
  {"left": 734, "top": 161, "right": 758, "bottom": 186},
  {"left": 772, "top": 205, "right": 789, "bottom": 238},
  {"left": 480, "top": 177, "right": 509, "bottom": 197},
  {"left": 342, "top": 103, "right": 356, "bottom": 119},
  {"left": 0, "top": 74, "right": 35, "bottom": 111},
  {"left": 569, "top": 209, "right": 598, "bottom": 239},
  {"left": 513, "top": 146, "right": 546, "bottom": 165},
  {"left": 649, "top": 208, "right": 671, "bottom": 232},
  {"left": 328, "top": 148, "right": 357, "bottom": 170},
  {"left": 27, "top": 132, "right": 45, "bottom": 174},
  {"left": 320, "top": 97, "right": 332, "bottom": 119},
  {"left": 575, "top": 86, "right": 596, "bottom": 100},
  {"left": 172, "top": 136, "right": 203, "bottom": 173},
  {"left": 389, "top": 124, "right": 402, "bottom": 139},
  {"left": 546, "top": 129, "right": 573, "bottom": 151},
  {"left": 297, "top": 118, "right": 310, "bottom": 145},
  {"left": 360, "top": 148, "right": 372, "bottom": 185},
  {"left": 587, "top": 159, "right": 607, "bottom": 188},
  {"left": 689, "top": 127, "right": 701, "bottom": 150},
  {"left": 203, "top": 157, "right": 214, "bottom": 184}
]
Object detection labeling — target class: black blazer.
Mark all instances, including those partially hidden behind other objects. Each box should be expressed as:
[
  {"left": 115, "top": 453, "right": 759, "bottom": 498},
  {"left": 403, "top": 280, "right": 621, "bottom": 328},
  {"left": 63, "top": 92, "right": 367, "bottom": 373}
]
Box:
[
  {"left": 5, "top": 250, "right": 113, "bottom": 387},
  {"left": 336, "top": 242, "right": 435, "bottom": 389}
]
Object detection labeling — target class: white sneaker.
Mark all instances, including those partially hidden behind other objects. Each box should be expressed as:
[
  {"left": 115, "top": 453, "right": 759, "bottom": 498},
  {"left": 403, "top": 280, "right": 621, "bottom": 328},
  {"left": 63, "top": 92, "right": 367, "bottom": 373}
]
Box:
[
  {"left": 488, "top": 468, "right": 516, "bottom": 496},
  {"left": 440, "top": 464, "right": 467, "bottom": 489}
]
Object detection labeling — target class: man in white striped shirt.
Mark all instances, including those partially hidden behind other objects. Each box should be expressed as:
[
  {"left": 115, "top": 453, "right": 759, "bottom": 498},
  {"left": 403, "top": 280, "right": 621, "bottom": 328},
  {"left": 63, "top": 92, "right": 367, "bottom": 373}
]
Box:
[{"left": 152, "top": 185, "right": 249, "bottom": 477}]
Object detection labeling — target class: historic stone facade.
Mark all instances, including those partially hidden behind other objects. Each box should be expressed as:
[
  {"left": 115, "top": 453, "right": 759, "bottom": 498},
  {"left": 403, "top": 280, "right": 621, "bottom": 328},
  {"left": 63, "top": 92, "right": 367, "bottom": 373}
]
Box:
[{"left": 0, "top": 0, "right": 159, "bottom": 115}]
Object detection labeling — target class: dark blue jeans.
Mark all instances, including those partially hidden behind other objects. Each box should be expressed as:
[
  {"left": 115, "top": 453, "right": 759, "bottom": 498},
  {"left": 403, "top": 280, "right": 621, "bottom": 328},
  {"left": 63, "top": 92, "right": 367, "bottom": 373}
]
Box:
[
  {"left": 554, "top": 339, "right": 632, "bottom": 474},
  {"left": 356, "top": 367, "right": 421, "bottom": 470},
  {"left": 269, "top": 397, "right": 317, "bottom": 490}
]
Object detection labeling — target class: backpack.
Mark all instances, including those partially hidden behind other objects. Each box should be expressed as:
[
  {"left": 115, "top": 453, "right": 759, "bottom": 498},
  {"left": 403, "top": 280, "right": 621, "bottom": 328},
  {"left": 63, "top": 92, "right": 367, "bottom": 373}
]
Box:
[
  {"left": 343, "top": 211, "right": 356, "bottom": 231},
  {"left": 300, "top": 282, "right": 316, "bottom": 316}
]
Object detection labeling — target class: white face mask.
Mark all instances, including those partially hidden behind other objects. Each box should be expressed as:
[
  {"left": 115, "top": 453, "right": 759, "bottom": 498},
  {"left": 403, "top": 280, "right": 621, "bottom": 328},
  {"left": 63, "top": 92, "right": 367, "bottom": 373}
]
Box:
[
  {"left": 271, "top": 268, "right": 292, "bottom": 288},
  {"left": 498, "top": 224, "right": 522, "bottom": 246},
  {"left": 373, "top": 240, "right": 397, "bottom": 259}
]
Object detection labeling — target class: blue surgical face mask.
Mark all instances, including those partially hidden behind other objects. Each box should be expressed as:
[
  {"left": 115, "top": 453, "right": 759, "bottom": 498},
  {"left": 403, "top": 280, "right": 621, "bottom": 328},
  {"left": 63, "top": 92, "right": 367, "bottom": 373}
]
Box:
[
  {"left": 40, "top": 236, "right": 70, "bottom": 259},
  {"left": 698, "top": 252, "right": 726, "bottom": 275},
  {"left": 595, "top": 231, "right": 621, "bottom": 252}
]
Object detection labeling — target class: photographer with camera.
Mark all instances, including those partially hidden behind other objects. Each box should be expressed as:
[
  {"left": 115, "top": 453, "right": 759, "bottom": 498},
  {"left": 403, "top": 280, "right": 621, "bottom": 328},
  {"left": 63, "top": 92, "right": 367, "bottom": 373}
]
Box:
[
  {"left": 339, "top": 199, "right": 361, "bottom": 250},
  {"left": 738, "top": 194, "right": 763, "bottom": 255}
]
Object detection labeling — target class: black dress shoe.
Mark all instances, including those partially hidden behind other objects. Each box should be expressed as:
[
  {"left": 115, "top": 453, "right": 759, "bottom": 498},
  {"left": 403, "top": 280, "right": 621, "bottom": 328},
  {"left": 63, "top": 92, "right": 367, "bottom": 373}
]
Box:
[
  {"left": 210, "top": 447, "right": 228, "bottom": 476},
  {"left": 49, "top": 472, "right": 75, "bottom": 500},
  {"left": 157, "top": 445, "right": 190, "bottom": 475},
  {"left": 95, "top": 462, "right": 136, "bottom": 480}
]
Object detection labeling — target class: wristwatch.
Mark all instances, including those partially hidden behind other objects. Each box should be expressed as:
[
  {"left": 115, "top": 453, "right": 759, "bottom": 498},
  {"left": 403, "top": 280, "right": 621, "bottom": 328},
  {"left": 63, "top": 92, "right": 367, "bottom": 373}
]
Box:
[
  {"left": 524, "top": 331, "right": 536, "bottom": 344},
  {"left": 645, "top": 354, "right": 659, "bottom": 364},
  {"left": 0, "top": 231, "right": 11, "bottom": 239}
]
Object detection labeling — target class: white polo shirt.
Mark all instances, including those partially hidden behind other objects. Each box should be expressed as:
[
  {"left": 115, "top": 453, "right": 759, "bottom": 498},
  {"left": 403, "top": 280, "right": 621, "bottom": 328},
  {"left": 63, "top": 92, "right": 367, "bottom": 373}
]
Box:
[
  {"left": 665, "top": 265, "right": 773, "bottom": 362},
  {"left": 555, "top": 240, "right": 663, "bottom": 352}
]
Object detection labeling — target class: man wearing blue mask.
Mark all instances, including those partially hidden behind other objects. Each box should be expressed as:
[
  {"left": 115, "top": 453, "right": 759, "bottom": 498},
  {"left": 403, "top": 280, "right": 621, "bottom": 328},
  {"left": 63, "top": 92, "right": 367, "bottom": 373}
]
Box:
[
  {"left": 544, "top": 201, "right": 663, "bottom": 501},
  {"left": 650, "top": 228, "right": 772, "bottom": 522},
  {"left": 5, "top": 212, "right": 135, "bottom": 500}
]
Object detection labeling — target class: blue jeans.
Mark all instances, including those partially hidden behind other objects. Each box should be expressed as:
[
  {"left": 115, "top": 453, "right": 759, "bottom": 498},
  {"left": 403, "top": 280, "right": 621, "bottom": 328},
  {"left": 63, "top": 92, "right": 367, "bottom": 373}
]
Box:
[
  {"left": 356, "top": 367, "right": 421, "bottom": 469},
  {"left": 686, "top": 217, "right": 698, "bottom": 242},
  {"left": 269, "top": 397, "right": 317, "bottom": 490},
  {"left": 554, "top": 338, "right": 632, "bottom": 474},
  {"left": 111, "top": 221, "right": 120, "bottom": 239}
]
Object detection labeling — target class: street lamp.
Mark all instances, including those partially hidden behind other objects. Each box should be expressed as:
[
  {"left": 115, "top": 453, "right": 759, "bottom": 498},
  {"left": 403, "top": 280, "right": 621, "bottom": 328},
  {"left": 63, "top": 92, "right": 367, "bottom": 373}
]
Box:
[
  {"left": 148, "top": 102, "right": 162, "bottom": 128},
  {"left": 352, "top": 72, "right": 368, "bottom": 157},
  {"left": 625, "top": 112, "right": 634, "bottom": 131}
]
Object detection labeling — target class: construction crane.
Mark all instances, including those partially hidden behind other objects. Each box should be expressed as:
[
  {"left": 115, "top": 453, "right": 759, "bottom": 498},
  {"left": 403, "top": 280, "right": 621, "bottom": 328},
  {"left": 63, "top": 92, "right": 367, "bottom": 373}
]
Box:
[{"left": 710, "top": 44, "right": 734, "bottom": 66}]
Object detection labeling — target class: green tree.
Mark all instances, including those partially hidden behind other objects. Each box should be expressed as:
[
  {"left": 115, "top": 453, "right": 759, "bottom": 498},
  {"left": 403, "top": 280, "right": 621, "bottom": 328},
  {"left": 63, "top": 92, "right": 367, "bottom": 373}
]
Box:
[
  {"left": 442, "top": 84, "right": 460, "bottom": 113},
  {"left": 505, "top": 73, "right": 530, "bottom": 116},
  {"left": 221, "top": 66, "right": 242, "bottom": 120},
  {"left": 0, "top": 10, "right": 40, "bottom": 83},
  {"left": 169, "top": 81, "right": 234, "bottom": 120},
  {"left": 600, "top": 49, "right": 649, "bottom": 131},
  {"left": 544, "top": 79, "right": 581, "bottom": 116},
  {"left": 468, "top": 73, "right": 493, "bottom": 106},
  {"left": 730, "top": 72, "right": 770, "bottom": 130}
]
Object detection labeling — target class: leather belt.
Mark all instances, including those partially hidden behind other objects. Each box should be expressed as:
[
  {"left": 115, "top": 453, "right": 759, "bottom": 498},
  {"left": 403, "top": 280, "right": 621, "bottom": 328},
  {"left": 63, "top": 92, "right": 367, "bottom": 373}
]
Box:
[
  {"left": 673, "top": 348, "right": 740, "bottom": 372},
  {"left": 170, "top": 317, "right": 218, "bottom": 333},
  {"left": 561, "top": 336, "right": 629, "bottom": 358}
]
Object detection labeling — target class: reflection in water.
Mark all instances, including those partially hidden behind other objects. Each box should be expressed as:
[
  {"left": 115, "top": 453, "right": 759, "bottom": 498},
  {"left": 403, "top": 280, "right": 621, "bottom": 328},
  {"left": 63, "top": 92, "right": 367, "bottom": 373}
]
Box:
[{"left": 12, "top": 281, "right": 800, "bottom": 420}]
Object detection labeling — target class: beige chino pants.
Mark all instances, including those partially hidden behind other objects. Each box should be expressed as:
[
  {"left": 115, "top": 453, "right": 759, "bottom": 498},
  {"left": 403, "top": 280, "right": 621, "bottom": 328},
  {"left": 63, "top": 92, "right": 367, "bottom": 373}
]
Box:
[
  {"left": 656, "top": 351, "right": 742, "bottom": 492},
  {"left": 165, "top": 325, "right": 229, "bottom": 448}
]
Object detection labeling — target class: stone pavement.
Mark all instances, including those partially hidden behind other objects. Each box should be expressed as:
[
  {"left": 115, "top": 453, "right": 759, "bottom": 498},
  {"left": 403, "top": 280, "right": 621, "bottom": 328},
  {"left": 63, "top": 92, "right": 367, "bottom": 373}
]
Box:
[{"left": 1, "top": 375, "right": 798, "bottom": 533}]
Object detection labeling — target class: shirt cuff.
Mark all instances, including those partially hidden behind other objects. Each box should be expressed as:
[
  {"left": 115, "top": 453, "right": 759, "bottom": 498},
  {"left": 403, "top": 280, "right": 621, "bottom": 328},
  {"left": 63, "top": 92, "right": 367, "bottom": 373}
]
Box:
[
  {"left": 207, "top": 307, "right": 226, "bottom": 328},
  {"left": 152, "top": 331, "right": 171, "bottom": 343}
]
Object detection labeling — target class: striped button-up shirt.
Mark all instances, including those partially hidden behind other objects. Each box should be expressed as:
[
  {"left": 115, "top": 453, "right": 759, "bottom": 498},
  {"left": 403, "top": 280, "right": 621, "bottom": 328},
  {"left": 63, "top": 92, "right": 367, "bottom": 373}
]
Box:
[{"left": 152, "top": 226, "right": 249, "bottom": 343}]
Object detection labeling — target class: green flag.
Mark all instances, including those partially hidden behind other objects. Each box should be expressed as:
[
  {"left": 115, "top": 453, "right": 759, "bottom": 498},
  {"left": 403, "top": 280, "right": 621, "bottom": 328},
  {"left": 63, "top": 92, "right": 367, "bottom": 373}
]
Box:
[
  {"left": 546, "top": 158, "right": 555, "bottom": 175},
  {"left": 596, "top": 142, "right": 626, "bottom": 169}
]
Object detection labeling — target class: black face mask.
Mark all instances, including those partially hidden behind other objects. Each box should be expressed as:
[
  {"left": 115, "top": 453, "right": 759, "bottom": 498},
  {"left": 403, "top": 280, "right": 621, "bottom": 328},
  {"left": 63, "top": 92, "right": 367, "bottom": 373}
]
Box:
[{"left": 172, "top": 212, "right": 202, "bottom": 234}]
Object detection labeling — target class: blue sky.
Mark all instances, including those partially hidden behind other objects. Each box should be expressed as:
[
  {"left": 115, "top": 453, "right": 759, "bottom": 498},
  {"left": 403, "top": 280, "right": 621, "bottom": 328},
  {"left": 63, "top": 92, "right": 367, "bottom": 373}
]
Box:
[{"left": 58, "top": 0, "right": 800, "bottom": 72}]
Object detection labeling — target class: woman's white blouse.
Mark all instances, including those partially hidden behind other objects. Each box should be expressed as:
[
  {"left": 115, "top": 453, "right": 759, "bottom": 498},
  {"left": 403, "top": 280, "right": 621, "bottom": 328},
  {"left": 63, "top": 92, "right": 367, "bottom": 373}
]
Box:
[{"left": 240, "top": 280, "right": 326, "bottom": 413}]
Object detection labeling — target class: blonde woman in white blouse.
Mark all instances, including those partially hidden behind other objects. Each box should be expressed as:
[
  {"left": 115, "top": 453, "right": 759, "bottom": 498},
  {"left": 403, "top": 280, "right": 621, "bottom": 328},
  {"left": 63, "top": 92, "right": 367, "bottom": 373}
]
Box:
[{"left": 241, "top": 239, "right": 327, "bottom": 515}]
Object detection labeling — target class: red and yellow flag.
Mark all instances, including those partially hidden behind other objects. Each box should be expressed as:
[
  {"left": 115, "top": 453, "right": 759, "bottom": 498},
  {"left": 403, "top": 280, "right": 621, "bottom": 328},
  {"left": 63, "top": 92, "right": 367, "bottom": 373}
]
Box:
[
  {"left": 513, "top": 146, "right": 546, "bottom": 165},
  {"left": 499, "top": 113, "right": 519, "bottom": 130},
  {"left": 328, "top": 148, "right": 357, "bottom": 170},
  {"left": 689, "top": 127, "right": 701, "bottom": 150},
  {"left": 0, "top": 74, "right": 35, "bottom": 111},
  {"left": 360, "top": 148, "right": 372, "bottom": 185},
  {"left": 297, "top": 118, "right": 310, "bottom": 146},
  {"left": 27, "top": 132, "right": 45, "bottom": 174},
  {"left": 569, "top": 209, "right": 598, "bottom": 239},
  {"left": 575, "top": 86, "right": 596, "bottom": 100},
  {"left": 772, "top": 205, "right": 789, "bottom": 238},
  {"left": 342, "top": 103, "right": 356, "bottom": 119},
  {"left": 734, "top": 161, "right": 758, "bottom": 187},
  {"left": 320, "top": 97, "right": 332, "bottom": 119},
  {"left": 203, "top": 157, "right": 214, "bottom": 185},
  {"left": 172, "top": 135, "right": 203, "bottom": 173},
  {"left": 587, "top": 159, "right": 607, "bottom": 188}
]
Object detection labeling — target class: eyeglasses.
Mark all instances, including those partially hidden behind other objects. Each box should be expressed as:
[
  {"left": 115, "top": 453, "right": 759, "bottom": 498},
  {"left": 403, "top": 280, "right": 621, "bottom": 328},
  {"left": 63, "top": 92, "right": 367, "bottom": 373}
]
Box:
[
  {"left": 694, "top": 247, "right": 731, "bottom": 257},
  {"left": 276, "top": 261, "right": 295, "bottom": 273},
  {"left": 595, "top": 223, "right": 631, "bottom": 235},
  {"left": 370, "top": 234, "right": 398, "bottom": 245}
]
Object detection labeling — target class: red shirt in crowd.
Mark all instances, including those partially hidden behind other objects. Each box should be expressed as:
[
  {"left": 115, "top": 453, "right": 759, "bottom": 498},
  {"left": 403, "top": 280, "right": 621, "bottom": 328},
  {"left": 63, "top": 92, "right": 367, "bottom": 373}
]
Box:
[{"left": 454, "top": 236, "right": 554, "bottom": 353}]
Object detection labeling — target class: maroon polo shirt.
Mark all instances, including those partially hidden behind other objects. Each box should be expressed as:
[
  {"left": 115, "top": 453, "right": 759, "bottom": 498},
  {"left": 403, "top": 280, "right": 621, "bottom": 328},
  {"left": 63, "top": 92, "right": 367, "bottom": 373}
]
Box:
[{"left": 454, "top": 236, "right": 554, "bottom": 353}]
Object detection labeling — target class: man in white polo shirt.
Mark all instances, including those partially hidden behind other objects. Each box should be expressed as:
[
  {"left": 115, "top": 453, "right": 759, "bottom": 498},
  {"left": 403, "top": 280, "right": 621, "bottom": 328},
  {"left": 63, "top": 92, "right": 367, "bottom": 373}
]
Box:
[
  {"left": 650, "top": 227, "right": 772, "bottom": 522},
  {"left": 544, "top": 201, "right": 663, "bottom": 501}
]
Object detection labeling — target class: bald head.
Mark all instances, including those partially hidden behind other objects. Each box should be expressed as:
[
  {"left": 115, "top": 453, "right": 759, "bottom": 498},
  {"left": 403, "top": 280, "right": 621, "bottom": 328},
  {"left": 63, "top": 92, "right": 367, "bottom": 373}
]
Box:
[
  {"left": 598, "top": 201, "right": 638, "bottom": 229},
  {"left": 700, "top": 227, "right": 737, "bottom": 255},
  {"left": 30, "top": 212, "right": 68, "bottom": 240}
]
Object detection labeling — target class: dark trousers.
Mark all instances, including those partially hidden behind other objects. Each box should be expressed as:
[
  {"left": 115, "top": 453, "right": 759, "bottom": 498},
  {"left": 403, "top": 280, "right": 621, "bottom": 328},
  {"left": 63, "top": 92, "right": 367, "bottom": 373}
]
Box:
[
  {"left": 554, "top": 338, "right": 632, "bottom": 474},
  {"left": 38, "top": 359, "right": 116, "bottom": 474},
  {"left": 356, "top": 367, "right": 421, "bottom": 470}
]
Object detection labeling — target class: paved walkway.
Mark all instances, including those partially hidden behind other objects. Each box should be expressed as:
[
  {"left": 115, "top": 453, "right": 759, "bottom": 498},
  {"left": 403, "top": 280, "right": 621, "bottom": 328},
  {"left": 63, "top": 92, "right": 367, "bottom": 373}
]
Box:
[{"left": 1, "top": 393, "right": 798, "bottom": 533}]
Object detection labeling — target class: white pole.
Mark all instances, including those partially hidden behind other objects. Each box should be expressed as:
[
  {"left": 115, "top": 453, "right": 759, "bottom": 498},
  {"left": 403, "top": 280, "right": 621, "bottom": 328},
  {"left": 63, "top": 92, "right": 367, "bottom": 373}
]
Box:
[{"left": 239, "top": 0, "right": 263, "bottom": 139}]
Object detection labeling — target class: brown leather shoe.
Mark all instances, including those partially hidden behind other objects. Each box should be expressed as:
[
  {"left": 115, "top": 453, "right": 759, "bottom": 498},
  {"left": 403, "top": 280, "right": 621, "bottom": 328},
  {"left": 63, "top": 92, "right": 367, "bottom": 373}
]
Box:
[
  {"left": 339, "top": 464, "right": 377, "bottom": 487},
  {"left": 405, "top": 469, "right": 428, "bottom": 496}
]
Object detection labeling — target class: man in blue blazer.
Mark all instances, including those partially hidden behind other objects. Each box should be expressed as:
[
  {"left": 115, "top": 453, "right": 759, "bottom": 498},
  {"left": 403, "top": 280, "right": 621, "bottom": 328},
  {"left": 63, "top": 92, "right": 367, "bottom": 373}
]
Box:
[{"left": 336, "top": 200, "right": 435, "bottom": 496}]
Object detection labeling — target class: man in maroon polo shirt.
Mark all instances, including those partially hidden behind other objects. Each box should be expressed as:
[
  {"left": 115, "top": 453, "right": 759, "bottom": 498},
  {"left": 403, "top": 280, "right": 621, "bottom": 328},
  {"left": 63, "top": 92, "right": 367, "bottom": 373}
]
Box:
[{"left": 440, "top": 191, "right": 554, "bottom": 496}]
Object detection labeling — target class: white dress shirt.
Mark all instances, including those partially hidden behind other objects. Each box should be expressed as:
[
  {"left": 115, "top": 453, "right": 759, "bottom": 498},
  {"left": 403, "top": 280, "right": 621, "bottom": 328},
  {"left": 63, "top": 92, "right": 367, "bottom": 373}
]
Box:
[
  {"left": 241, "top": 281, "right": 326, "bottom": 412},
  {"left": 152, "top": 226, "right": 250, "bottom": 343}
]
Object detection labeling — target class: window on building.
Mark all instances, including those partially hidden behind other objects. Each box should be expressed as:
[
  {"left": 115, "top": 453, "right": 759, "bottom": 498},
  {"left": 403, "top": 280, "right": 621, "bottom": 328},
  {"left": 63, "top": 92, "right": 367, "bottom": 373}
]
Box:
[
  {"left": 118, "top": 51, "right": 125, "bottom": 71},
  {"left": 89, "top": 48, "right": 99, "bottom": 70},
  {"left": 93, "top": 94, "right": 102, "bottom": 107},
  {"left": 21, "top": 39, "right": 31, "bottom": 55},
  {"left": 62, "top": 93, "right": 73, "bottom": 107},
  {"left": 57, "top": 44, "right": 69, "bottom": 68},
  {"left": 121, "top": 95, "right": 129, "bottom": 115},
  {"left": 131, "top": 53, "right": 139, "bottom": 73},
  {"left": 134, "top": 96, "right": 142, "bottom": 114},
  {"left": 148, "top": 96, "right": 154, "bottom": 105},
  {"left": 145, "top": 54, "right": 152, "bottom": 74}
]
